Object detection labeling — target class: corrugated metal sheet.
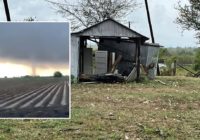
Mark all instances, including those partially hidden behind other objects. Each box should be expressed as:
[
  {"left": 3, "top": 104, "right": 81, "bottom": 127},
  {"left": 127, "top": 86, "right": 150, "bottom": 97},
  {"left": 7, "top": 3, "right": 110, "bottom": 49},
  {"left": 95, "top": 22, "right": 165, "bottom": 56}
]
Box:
[
  {"left": 95, "top": 51, "right": 108, "bottom": 74},
  {"left": 73, "top": 19, "right": 149, "bottom": 39},
  {"left": 145, "top": 45, "right": 160, "bottom": 79}
]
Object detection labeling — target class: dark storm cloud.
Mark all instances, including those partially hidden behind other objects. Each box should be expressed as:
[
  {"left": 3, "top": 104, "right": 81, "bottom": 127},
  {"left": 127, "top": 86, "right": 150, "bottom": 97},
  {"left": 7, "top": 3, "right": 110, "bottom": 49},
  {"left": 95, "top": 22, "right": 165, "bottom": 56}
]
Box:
[{"left": 0, "top": 22, "right": 69, "bottom": 65}]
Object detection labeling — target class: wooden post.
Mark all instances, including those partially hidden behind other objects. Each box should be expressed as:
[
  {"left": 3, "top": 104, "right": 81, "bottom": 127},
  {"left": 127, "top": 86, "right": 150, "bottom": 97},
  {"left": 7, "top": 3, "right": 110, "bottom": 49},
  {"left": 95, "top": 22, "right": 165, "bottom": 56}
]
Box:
[
  {"left": 173, "top": 60, "right": 176, "bottom": 76},
  {"left": 136, "top": 38, "right": 141, "bottom": 82},
  {"left": 128, "top": 22, "right": 131, "bottom": 28},
  {"left": 3, "top": 0, "right": 11, "bottom": 21},
  {"left": 157, "top": 63, "right": 160, "bottom": 76},
  {"left": 110, "top": 55, "right": 122, "bottom": 73},
  {"left": 145, "top": 0, "right": 161, "bottom": 76},
  {"left": 79, "top": 37, "right": 85, "bottom": 75},
  {"left": 108, "top": 52, "right": 113, "bottom": 72}
]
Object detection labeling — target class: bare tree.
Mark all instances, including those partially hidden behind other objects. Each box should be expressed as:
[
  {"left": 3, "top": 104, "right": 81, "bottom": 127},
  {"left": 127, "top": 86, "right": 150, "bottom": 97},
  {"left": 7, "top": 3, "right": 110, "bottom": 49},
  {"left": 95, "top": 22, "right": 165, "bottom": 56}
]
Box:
[
  {"left": 176, "top": 0, "right": 200, "bottom": 43},
  {"left": 46, "top": 0, "right": 138, "bottom": 30}
]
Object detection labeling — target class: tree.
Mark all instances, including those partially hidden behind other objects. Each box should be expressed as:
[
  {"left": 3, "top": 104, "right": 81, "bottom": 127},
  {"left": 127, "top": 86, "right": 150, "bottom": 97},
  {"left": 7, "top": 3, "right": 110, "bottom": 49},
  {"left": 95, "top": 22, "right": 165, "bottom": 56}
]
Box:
[
  {"left": 159, "top": 48, "right": 171, "bottom": 60},
  {"left": 176, "top": 0, "right": 200, "bottom": 43},
  {"left": 54, "top": 71, "right": 63, "bottom": 77},
  {"left": 46, "top": 0, "right": 138, "bottom": 30}
]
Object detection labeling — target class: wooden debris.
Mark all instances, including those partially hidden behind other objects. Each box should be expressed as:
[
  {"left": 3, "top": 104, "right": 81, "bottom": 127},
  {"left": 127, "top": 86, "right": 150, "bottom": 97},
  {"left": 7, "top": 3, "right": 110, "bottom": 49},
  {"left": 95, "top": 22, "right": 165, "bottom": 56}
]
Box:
[
  {"left": 79, "top": 74, "right": 96, "bottom": 82},
  {"left": 126, "top": 67, "right": 137, "bottom": 82},
  {"left": 177, "top": 64, "right": 196, "bottom": 76},
  {"left": 110, "top": 55, "right": 122, "bottom": 73},
  {"left": 95, "top": 73, "right": 125, "bottom": 83},
  {"left": 81, "top": 82, "right": 97, "bottom": 84},
  {"left": 140, "top": 64, "right": 148, "bottom": 75},
  {"left": 194, "top": 71, "right": 200, "bottom": 77},
  {"left": 155, "top": 80, "right": 166, "bottom": 85},
  {"left": 79, "top": 73, "right": 125, "bottom": 83}
]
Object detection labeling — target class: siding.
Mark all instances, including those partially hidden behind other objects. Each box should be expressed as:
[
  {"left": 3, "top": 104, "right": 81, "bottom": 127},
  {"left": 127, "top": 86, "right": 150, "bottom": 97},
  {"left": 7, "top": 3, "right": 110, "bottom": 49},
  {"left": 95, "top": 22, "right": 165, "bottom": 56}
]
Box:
[
  {"left": 145, "top": 45, "right": 160, "bottom": 79},
  {"left": 95, "top": 51, "right": 108, "bottom": 74}
]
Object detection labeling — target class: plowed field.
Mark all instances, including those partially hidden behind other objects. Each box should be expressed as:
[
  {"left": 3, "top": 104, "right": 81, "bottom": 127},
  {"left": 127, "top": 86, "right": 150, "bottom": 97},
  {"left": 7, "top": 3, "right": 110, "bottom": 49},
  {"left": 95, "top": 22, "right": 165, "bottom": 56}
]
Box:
[{"left": 0, "top": 77, "right": 69, "bottom": 118}]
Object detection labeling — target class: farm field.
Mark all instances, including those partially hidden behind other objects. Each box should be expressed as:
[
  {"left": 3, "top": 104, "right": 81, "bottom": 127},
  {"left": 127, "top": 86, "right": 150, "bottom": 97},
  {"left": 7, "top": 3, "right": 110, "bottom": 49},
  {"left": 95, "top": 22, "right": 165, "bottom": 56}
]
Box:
[
  {"left": 0, "top": 77, "right": 69, "bottom": 118},
  {"left": 0, "top": 76, "right": 200, "bottom": 139}
]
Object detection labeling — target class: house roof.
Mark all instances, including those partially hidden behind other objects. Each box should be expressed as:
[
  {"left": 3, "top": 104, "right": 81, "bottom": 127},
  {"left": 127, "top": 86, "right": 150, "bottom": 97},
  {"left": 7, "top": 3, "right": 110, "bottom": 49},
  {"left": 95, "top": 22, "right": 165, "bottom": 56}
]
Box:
[
  {"left": 72, "top": 18, "right": 149, "bottom": 41},
  {"left": 143, "top": 43, "right": 164, "bottom": 48}
]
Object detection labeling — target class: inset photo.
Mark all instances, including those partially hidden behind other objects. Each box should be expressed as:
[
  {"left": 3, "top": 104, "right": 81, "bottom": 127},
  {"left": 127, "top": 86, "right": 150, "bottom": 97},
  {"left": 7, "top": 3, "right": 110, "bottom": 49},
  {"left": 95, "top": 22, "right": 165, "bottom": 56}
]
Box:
[{"left": 0, "top": 22, "right": 70, "bottom": 118}]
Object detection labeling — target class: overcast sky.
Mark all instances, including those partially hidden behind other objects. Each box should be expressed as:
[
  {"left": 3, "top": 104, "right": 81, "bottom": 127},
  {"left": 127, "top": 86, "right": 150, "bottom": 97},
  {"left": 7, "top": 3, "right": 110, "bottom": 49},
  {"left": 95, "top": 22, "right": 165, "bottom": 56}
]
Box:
[
  {"left": 0, "top": 22, "right": 69, "bottom": 65},
  {"left": 0, "top": 22, "right": 69, "bottom": 77},
  {"left": 0, "top": 0, "right": 198, "bottom": 47}
]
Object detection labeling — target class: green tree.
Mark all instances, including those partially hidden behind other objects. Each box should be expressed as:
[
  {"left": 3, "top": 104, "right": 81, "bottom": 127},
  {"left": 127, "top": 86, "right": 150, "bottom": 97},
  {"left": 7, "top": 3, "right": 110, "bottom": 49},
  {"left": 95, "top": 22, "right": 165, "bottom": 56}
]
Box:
[
  {"left": 159, "top": 48, "right": 171, "bottom": 59},
  {"left": 54, "top": 71, "right": 63, "bottom": 77},
  {"left": 176, "top": 0, "right": 200, "bottom": 43}
]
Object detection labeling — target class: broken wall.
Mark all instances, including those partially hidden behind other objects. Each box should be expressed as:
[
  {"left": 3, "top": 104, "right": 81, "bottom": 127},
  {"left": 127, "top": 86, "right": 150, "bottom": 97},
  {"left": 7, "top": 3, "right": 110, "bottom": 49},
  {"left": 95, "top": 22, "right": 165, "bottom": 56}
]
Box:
[
  {"left": 145, "top": 44, "right": 160, "bottom": 79},
  {"left": 99, "top": 39, "right": 159, "bottom": 78},
  {"left": 99, "top": 39, "right": 148, "bottom": 76}
]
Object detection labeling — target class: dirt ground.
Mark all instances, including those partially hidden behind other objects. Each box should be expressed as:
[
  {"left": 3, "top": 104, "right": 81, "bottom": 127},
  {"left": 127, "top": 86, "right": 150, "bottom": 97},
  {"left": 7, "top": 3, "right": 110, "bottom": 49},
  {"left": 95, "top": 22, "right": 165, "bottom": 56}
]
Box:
[
  {"left": 0, "top": 77, "right": 69, "bottom": 118},
  {"left": 0, "top": 76, "right": 200, "bottom": 139}
]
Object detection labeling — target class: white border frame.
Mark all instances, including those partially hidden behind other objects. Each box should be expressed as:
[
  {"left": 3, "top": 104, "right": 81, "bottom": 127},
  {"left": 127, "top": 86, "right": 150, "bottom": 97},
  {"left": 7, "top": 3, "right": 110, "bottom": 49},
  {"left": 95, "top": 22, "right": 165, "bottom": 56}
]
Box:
[{"left": 0, "top": 21, "right": 71, "bottom": 120}]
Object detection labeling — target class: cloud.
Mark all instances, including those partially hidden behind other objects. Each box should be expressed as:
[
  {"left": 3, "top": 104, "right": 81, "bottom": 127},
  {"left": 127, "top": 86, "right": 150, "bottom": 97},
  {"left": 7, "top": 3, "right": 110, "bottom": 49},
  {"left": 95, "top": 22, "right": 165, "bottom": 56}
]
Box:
[
  {"left": 0, "top": 0, "right": 198, "bottom": 47},
  {"left": 130, "top": 0, "right": 197, "bottom": 47},
  {"left": 0, "top": 0, "right": 66, "bottom": 21},
  {"left": 0, "top": 22, "right": 69, "bottom": 66}
]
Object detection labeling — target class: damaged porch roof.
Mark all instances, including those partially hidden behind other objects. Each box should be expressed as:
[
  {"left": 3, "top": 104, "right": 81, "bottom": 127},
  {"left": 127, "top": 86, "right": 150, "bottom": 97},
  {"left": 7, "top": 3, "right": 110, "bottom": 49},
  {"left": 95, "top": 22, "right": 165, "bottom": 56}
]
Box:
[{"left": 72, "top": 18, "right": 149, "bottom": 42}]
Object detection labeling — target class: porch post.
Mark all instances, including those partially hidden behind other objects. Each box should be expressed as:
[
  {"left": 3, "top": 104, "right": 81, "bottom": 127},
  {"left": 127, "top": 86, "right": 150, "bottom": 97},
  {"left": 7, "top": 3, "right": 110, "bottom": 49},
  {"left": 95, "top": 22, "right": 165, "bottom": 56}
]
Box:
[{"left": 136, "top": 38, "right": 141, "bottom": 82}]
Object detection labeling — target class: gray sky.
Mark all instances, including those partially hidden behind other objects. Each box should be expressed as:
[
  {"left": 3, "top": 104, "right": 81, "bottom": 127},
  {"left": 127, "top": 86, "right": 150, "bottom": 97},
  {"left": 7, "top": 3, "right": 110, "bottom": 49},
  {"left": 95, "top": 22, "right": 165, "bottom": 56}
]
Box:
[
  {"left": 0, "top": 22, "right": 69, "bottom": 66},
  {"left": 0, "top": 0, "right": 198, "bottom": 47}
]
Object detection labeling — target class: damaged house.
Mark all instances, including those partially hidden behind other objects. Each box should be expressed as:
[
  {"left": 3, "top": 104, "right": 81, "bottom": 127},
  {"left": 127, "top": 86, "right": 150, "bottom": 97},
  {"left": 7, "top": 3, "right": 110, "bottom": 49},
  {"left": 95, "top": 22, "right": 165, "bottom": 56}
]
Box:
[{"left": 71, "top": 19, "right": 162, "bottom": 82}]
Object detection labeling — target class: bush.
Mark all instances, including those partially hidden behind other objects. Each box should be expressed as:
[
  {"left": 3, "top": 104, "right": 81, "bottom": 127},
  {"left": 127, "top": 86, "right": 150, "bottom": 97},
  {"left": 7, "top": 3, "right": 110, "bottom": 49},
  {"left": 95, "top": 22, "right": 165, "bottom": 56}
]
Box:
[
  {"left": 54, "top": 71, "right": 63, "bottom": 77},
  {"left": 71, "top": 75, "right": 77, "bottom": 83}
]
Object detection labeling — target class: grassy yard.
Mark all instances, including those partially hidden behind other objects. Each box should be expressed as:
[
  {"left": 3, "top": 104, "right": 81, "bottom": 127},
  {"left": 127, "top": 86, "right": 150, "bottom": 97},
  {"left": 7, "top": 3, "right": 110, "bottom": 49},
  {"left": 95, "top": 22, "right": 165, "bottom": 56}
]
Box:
[{"left": 0, "top": 76, "right": 200, "bottom": 139}]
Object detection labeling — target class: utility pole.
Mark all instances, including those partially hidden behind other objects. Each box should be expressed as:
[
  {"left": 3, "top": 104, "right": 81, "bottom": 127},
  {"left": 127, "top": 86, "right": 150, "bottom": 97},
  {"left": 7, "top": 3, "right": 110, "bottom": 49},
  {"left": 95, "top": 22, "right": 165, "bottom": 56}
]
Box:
[
  {"left": 3, "top": 0, "right": 11, "bottom": 21},
  {"left": 144, "top": 0, "right": 160, "bottom": 75},
  {"left": 128, "top": 21, "right": 131, "bottom": 28},
  {"left": 144, "top": 0, "right": 154, "bottom": 43}
]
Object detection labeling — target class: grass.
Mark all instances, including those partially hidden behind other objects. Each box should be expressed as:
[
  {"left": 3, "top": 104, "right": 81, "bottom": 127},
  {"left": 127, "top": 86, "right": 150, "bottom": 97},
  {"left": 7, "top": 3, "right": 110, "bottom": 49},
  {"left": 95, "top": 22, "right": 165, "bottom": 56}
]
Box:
[
  {"left": 176, "top": 65, "right": 196, "bottom": 76},
  {"left": 0, "top": 76, "right": 200, "bottom": 139}
]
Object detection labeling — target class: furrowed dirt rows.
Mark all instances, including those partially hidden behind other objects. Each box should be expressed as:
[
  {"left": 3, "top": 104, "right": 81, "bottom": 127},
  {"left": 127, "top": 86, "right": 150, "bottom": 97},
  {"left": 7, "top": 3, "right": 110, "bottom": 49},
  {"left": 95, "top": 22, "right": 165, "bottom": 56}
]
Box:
[{"left": 0, "top": 80, "right": 69, "bottom": 118}]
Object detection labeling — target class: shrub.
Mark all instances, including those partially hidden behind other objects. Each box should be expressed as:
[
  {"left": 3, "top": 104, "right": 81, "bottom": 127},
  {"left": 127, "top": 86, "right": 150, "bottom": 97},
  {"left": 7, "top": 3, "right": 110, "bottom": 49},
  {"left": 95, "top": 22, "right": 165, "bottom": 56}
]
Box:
[{"left": 71, "top": 75, "right": 77, "bottom": 83}]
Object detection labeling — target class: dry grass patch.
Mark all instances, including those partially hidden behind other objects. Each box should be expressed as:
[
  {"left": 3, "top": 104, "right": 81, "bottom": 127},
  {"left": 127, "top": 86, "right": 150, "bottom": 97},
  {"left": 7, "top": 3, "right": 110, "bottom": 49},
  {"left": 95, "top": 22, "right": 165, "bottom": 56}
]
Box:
[{"left": 0, "top": 76, "right": 200, "bottom": 139}]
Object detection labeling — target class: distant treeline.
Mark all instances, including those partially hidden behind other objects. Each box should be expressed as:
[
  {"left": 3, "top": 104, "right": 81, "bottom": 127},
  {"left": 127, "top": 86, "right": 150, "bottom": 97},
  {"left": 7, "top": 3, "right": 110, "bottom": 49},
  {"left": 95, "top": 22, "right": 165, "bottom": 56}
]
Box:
[{"left": 159, "top": 47, "right": 198, "bottom": 65}]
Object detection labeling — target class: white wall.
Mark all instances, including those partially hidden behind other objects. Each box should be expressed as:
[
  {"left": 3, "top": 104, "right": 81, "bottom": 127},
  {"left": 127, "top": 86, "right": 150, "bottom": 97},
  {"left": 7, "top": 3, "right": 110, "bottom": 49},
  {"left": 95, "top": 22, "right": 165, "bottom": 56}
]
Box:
[{"left": 71, "top": 35, "right": 80, "bottom": 78}]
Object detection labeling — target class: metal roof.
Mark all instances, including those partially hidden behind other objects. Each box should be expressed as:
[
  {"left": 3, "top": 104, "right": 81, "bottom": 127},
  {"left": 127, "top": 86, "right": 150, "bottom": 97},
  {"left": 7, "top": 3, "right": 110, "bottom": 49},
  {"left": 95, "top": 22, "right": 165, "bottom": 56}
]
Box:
[{"left": 72, "top": 18, "right": 149, "bottom": 41}]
